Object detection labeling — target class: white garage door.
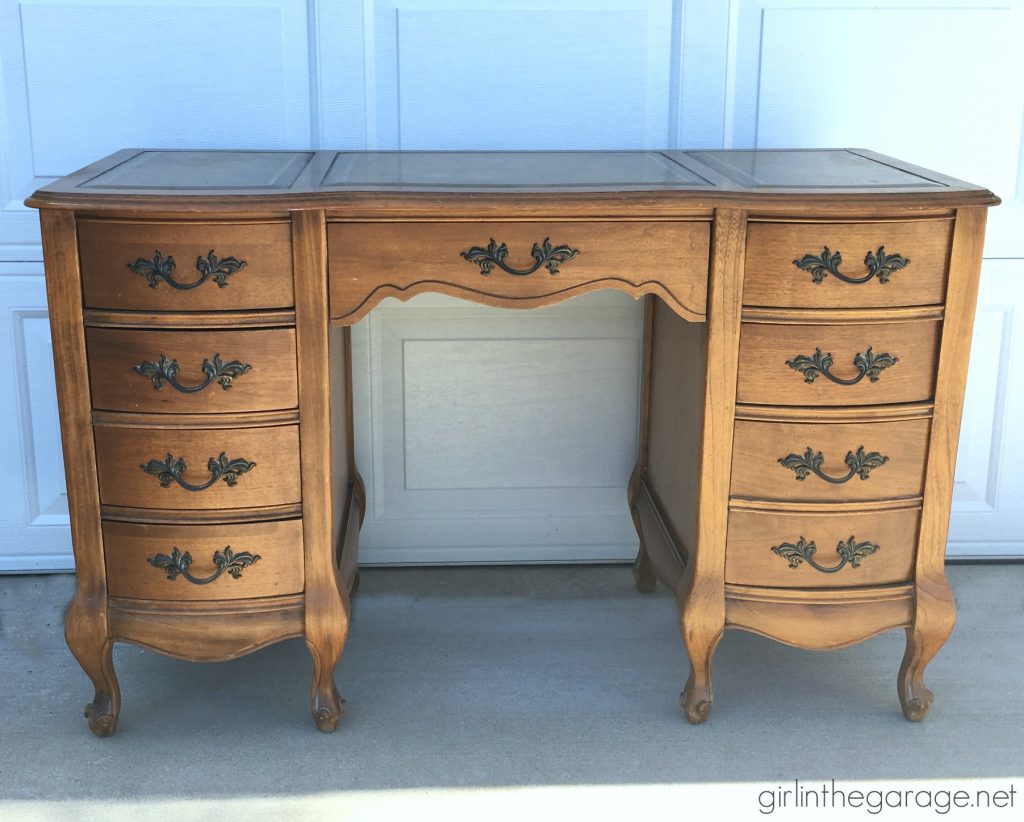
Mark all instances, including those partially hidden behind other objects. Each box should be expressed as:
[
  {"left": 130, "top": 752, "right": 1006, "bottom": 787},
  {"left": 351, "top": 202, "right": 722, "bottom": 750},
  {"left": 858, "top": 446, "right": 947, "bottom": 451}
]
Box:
[{"left": 0, "top": 0, "right": 1021, "bottom": 569}]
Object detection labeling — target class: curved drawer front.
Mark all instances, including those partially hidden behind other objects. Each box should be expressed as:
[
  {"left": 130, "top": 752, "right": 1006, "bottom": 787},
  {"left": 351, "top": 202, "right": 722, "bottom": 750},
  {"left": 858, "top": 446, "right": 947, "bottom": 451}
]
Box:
[
  {"left": 731, "top": 417, "right": 930, "bottom": 503},
  {"left": 744, "top": 220, "right": 952, "bottom": 308},
  {"left": 104, "top": 519, "right": 303, "bottom": 601},
  {"left": 726, "top": 507, "right": 918, "bottom": 588},
  {"left": 79, "top": 220, "right": 294, "bottom": 311},
  {"left": 86, "top": 327, "right": 298, "bottom": 414},
  {"left": 94, "top": 424, "right": 301, "bottom": 511},
  {"left": 328, "top": 221, "right": 711, "bottom": 321},
  {"left": 736, "top": 319, "right": 940, "bottom": 406}
]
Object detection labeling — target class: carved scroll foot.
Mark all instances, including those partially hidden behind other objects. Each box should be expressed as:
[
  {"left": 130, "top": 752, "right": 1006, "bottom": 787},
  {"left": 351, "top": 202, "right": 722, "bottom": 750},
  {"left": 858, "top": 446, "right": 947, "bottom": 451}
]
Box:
[
  {"left": 313, "top": 684, "right": 346, "bottom": 733},
  {"left": 679, "top": 627, "right": 722, "bottom": 725},
  {"left": 679, "top": 606, "right": 720, "bottom": 724},
  {"left": 680, "top": 670, "right": 714, "bottom": 725},
  {"left": 84, "top": 698, "right": 118, "bottom": 737},
  {"left": 75, "top": 647, "right": 120, "bottom": 737},
  {"left": 897, "top": 626, "right": 941, "bottom": 722},
  {"left": 307, "top": 629, "right": 347, "bottom": 733},
  {"left": 631, "top": 533, "right": 658, "bottom": 593}
]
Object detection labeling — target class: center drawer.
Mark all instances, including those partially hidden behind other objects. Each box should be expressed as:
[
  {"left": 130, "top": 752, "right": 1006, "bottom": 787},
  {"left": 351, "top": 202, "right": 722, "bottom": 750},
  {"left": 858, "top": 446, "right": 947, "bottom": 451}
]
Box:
[
  {"left": 94, "top": 423, "right": 301, "bottom": 511},
  {"left": 86, "top": 327, "right": 298, "bottom": 414},
  {"left": 328, "top": 221, "right": 711, "bottom": 320}
]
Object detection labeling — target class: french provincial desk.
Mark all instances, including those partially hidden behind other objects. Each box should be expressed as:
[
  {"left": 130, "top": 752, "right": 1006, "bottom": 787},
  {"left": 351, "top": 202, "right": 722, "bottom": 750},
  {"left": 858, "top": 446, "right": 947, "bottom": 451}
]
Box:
[{"left": 28, "top": 149, "right": 998, "bottom": 736}]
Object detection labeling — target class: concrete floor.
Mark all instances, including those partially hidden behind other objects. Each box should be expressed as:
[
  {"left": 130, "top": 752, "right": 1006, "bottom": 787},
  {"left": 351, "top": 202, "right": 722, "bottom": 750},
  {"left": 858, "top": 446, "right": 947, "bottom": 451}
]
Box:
[{"left": 0, "top": 564, "right": 1021, "bottom": 820}]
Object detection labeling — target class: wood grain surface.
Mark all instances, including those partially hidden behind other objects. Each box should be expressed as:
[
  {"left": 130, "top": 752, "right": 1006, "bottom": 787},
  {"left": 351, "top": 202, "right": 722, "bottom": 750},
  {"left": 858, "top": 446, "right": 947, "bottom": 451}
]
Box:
[
  {"left": 79, "top": 219, "right": 294, "bottom": 311},
  {"left": 86, "top": 327, "right": 298, "bottom": 413},
  {"left": 744, "top": 219, "right": 952, "bottom": 308},
  {"left": 103, "top": 518, "right": 304, "bottom": 600},
  {"left": 94, "top": 423, "right": 301, "bottom": 511},
  {"left": 726, "top": 505, "right": 919, "bottom": 588},
  {"left": 736, "top": 318, "right": 940, "bottom": 406},
  {"left": 329, "top": 220, "right": 711, "bottom": 322},
  {"left": 731, "top": 417, "right": 930, "bottom": 502}
]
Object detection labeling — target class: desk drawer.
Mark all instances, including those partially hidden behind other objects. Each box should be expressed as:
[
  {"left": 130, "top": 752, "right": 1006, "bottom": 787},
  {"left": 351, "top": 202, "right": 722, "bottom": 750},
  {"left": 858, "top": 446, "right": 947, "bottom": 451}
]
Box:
[
  {"left": 744, "top": 220, "right": 952, "bottom": 308},
  {"left": 94, "top": 423, "right": 301, "bottom": 511},
  {"left": 328, "top": 221, "right": 710, "bottom": 320},
  {"left": 86, "top": 327, "right": 298, "bottom": 414},
  {"left": 736, "top": 319, "right": 940, "bottom": 406},
  {"left": 731, "top": 418, "right": 929, "bottom": 503},
  {"left": 726, "top": 507, "right": 918, "bottom": 588},
  {"left": 104, "top": 519, "right": 304, "bottom": 601},
  {"left": 79, "top": 219, "right": 294, "bottom": 311}
]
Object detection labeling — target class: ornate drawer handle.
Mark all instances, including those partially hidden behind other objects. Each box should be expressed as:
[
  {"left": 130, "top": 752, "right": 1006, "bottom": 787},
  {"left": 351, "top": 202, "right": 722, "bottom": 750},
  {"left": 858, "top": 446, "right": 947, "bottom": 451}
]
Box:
[
  {"left": 786, "top": 346, "right": 897, "bottom": 385},
  {"left": 779, "top": 446, "right": 889, "bottom": 483},
  {"left": 133, "top": 354, "right": 252, "bottom": 393},
  {"left": 772, "top": 536, "right": 880, "bottom": 573},
  {"left": 148, "top": 546, "right": 261, "bottom": 584},
  {"left": 140, "top": 452, "right": 256, "bottom": 491},
  {"left": 793, "top": 246, "right": 910, "bottom": 285},
  {"left": 460, "top": 238, "right": 579, "bottom": 276},
  {"left": 128, "top": 250, "right": 247, "bottom": 290}
]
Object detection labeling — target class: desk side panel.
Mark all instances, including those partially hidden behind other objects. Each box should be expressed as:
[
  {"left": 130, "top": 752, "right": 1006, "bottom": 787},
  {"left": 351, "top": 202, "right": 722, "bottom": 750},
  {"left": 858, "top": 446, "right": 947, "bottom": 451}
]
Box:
[{"left": 644, "top": 299, "right": 706, "bottom": 577}]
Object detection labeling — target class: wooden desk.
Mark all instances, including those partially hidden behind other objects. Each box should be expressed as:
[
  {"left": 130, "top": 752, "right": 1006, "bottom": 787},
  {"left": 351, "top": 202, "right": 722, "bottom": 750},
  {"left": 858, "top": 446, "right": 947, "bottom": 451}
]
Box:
[{"left": 28, "top": 149, "right": 998, "bottom": 735}]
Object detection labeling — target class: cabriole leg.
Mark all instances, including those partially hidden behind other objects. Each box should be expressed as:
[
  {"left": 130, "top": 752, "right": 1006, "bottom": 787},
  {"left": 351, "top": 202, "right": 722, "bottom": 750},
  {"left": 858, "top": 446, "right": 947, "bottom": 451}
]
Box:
[
  {"left": 66, "top": 597, "right": 120, "bottom": 737},
  {"left": 306, "top": 597, "right": 350, "bottom": 732},
  {"left": 678, "top": 607, "right": 723, "bottom": 725},
  {"left": 897, "top": 586, "right": 956, "bottom": 721}
]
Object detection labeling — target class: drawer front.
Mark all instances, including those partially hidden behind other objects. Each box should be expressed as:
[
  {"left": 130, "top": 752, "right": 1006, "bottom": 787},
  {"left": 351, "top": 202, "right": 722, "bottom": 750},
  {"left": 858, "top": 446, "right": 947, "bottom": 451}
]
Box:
[
  {"left": 726, "top": 507, "right": 918, "bottom": 588},
  {"left": 744, "top": 220, "right": 952, "bottom": 308},
  {"left": 87, "top": 327, "right": 298, "bottom": 414},
  {"left": 328, "top": 221, "right": 710, "bottom": 320},
  {"left": 79, "top": 220, "right": 294, "bottom": 311},
  {"left": 731, "top": 418, "right": 930, "bottom": 502},
  {"left": 736, "top": 320, "right": 940, "bottom": 406},
  {"left": 104, "top": 519, "right": 303, "bottom": 600},
  {"left": 94, "top": 424, "right": 301, "bottom": 510}
]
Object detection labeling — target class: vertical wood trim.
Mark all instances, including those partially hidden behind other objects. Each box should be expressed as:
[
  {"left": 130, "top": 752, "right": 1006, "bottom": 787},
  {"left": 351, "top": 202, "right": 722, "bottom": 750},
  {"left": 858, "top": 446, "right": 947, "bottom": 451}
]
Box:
[
  {"left": 292, "top": 208, "right": 350, "bottom": 629},
  {"left": 917, "top": 207, "right": 988, "bottom": 589},
  {"left": 343, "top": 324, "right": 366, "bottom": 524},
  {"left": 898, "top": 206, "right": 987, "bottom": 719},
  {"left": 40, "top": 209, "right": 107, "bottom": 613},
  {"left": 676, "top": 206, "right": 746, "bottom": 722},
  {"left": 628, "top": 295, "right": 655, "bottom": 504},
  {"left": 42, "top": 207, "right": 121, "bottom": 732},
  {"left": 679, "top": 207, "right": 747, "bottom": 615}
]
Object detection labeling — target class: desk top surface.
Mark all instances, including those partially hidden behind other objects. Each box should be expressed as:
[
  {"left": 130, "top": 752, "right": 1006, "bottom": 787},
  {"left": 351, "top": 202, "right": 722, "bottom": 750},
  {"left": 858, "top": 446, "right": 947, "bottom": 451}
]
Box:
[{"left": 27, "top": 148, "right": 998, "bottom": 209}]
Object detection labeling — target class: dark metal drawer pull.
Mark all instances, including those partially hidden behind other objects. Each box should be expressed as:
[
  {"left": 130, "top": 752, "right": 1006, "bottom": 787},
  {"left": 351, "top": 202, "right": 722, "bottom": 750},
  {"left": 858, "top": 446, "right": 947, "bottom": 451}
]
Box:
[
  {"left": 772, "top": 536, "right": 879, "bottom": 573},
  {"left": 140, "top": 452, "right": 256, "bottom": 491},
  {"left": 779, "top": 446, "right": 889, "bottom": 483},
  {"left": 148, "top": 546, "right": 261, "bottom": 584},
  {"left": 128, "top": 250, "right": 247, "bottom": 290},
  {"left": 461, "top": 238, "right": 579, "bottom": 276},
  {"left": 133, "top": 353, "right": 252, "bottom": 393},
  {"left": 786, "top": 346, "right": 897, "bottom": 385},
  {"left": 793, "top": 246, "right": 910, "bottom": 285}
]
